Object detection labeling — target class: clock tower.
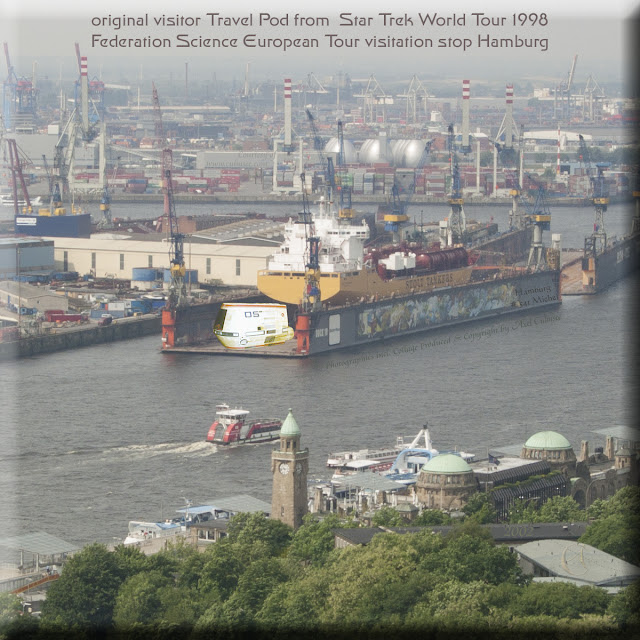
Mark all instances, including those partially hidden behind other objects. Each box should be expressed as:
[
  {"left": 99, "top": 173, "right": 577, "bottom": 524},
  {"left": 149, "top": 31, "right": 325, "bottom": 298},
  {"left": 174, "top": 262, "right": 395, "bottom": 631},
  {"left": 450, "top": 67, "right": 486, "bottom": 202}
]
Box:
[{"left": 271, "top": 408, "right": 309, "bottom": 529}]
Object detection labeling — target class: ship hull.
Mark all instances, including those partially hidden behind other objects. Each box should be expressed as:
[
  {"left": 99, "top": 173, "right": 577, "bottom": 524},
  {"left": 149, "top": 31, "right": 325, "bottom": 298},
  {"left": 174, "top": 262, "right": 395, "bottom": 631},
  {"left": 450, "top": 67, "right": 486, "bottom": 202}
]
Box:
[
  {"left": 581, "top": 233, "right": 640, "bottom": 293},
  {"left": 257, "top": 266, "right": 473, "bottom": 306},
  {"left": 14, "top": 214, "right": 92, "bottom": 238},
  {"left": 300, "top": 270, "right": 561, "bottom": 355}
]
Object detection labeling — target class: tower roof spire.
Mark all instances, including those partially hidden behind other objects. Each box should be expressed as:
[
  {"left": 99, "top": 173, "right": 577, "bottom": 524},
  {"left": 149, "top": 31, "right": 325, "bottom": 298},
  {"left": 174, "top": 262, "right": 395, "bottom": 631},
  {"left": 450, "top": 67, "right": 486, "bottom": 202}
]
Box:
[{"left": 280, "top": 408, "right": 301, "bottom": 436}]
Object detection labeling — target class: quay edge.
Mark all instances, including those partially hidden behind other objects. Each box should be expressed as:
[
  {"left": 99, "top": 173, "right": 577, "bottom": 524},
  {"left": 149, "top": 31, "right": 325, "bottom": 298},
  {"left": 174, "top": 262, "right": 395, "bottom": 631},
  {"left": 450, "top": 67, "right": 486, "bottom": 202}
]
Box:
[{"left": 0, "top": 315, "right": 162, "bottom": 361}]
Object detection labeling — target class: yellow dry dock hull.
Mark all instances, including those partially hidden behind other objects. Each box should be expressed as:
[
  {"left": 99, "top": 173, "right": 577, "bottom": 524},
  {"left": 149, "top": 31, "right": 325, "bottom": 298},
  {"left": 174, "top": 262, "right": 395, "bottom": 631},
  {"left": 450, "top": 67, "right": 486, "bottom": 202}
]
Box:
[{"left": 256, "top": 267, "right": 474, "bottom": 305}]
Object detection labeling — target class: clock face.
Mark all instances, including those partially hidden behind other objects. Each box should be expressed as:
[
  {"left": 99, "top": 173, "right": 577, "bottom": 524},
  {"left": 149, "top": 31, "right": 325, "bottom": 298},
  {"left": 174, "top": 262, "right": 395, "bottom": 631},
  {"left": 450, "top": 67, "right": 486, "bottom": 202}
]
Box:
[
  {"left": 279, "top": 462, "right": 290, "bottom": 475},
  {"left": 295, "top": 462, "right": 303, "bottom": 475}
]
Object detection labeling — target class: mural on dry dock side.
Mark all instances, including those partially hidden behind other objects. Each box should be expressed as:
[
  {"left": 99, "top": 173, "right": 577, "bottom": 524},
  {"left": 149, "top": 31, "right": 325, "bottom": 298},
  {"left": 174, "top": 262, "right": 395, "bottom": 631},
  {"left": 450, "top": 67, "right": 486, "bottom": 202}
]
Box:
[{"left": 357, "top": 283, "right": 518, "bottom": 338}]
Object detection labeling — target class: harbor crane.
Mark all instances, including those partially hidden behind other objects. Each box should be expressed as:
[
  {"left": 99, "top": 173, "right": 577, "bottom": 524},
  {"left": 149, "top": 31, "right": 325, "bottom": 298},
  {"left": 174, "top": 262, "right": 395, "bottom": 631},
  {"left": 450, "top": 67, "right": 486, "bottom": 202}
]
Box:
[
  {"left": 523, "top": 173, "right": 551, "bottom": 268},
  {"left": 152, "top": 81, "right": 165, "bottom": 148},
  {"left": 299, "top": 173, "right": 322, "bottom": 314},
  {"left": 493, "top": 130, "right": 526, "bottom": 230},
  {"left": 578, "top": 134, "right": 609, "bottom": 255},
  {"left": 555, "top": 54, "right": 578, "bottom": 122},
  {"left": 441, "top": 124, "right": 466, "bottom": 245},
  {"left": 385, "top": 140, "right": 432, "bottom": 241},
  {"left": 335, "top": 121, "right": 353, "bottom": 219},
  {"left": 41, "top": 154, "right": 64, "bottom": 216},
  {"left": 306, "top": 108, "right": 335, "bottom": 203},
  {"left": 5, "top": 138, "right": 33, "bottom": 214},
  {"left": 3, "top": 42, "right": 37, "bottom": 131},
  {"left": 163, "top": 148, "right": 186, "bottom": 309}
]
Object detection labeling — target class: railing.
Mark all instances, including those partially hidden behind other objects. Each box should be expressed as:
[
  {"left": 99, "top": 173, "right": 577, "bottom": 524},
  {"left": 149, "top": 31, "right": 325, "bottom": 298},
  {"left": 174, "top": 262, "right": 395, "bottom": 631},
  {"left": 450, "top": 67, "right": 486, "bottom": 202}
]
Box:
[{"left": 12, "top": 572, "right": 59, "bottom": 594}]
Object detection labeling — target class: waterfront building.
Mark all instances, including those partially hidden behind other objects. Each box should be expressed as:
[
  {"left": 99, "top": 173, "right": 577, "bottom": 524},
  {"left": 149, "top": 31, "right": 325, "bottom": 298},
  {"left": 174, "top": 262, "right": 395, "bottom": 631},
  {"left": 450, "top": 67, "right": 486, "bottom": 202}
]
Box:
[
  {"left": 0, "top": 280, "right": 69, "bottom": 314},
  {"left": 520, "top": 430, "right": 577, "bottom": 476},
  {"left": 415, "top": 453, "right": 477, "bottom": 510},
  {"left": 50, "top": 235, "right": 274, "bottom": 287}
]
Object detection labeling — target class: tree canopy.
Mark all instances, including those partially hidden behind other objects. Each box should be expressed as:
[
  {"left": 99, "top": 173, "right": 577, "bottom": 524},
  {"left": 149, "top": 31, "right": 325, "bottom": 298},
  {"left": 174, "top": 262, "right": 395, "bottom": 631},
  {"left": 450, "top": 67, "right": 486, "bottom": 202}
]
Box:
[{"left": 23, "top": 497, "right": 638, "bottom": 638}]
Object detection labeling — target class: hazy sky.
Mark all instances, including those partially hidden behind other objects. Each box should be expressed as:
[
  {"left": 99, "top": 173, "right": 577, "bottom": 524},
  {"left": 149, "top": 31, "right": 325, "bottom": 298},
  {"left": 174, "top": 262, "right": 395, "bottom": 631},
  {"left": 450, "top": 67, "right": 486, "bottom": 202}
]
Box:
[{"left": 1, "top": 0, "right": 637, "bottom": 90}]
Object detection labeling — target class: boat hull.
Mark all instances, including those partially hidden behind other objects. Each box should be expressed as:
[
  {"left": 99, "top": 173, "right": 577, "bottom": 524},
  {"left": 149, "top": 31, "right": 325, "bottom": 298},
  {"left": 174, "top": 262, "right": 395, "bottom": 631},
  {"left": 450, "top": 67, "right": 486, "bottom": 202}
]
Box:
[
  {"left": 14, "top": 213, "right": 92, "bottom": 238},
  {"left": 208, "top": 433, "right": 281, "bottom": 445},
  {"left": 257, "top": 266, "right": 474, "bottom": 306}
]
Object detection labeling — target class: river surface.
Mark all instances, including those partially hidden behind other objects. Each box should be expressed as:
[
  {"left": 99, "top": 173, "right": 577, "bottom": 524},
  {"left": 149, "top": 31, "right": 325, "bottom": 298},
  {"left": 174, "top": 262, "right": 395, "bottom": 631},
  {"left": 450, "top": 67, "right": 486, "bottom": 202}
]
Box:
[{"left": 0, "top": 200, "right": 637, "bottom": 554}]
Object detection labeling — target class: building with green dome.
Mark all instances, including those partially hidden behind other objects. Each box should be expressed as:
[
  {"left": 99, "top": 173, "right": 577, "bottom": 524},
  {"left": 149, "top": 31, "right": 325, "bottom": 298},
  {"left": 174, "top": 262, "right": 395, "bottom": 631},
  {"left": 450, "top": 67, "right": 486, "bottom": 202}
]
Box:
[
  {"left": 415, "top": 453, "right": 477, "bottom": 510},
  {"left": 521, "top": 430, "right": 577, "bottom": 475}
]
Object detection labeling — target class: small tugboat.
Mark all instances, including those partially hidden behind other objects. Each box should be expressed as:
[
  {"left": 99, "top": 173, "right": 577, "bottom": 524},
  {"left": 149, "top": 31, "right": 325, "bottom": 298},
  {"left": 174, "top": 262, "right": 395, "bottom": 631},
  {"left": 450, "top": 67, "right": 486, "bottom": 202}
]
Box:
[{"left": 206, "top": 403, "right": 282, "bottom": 445}]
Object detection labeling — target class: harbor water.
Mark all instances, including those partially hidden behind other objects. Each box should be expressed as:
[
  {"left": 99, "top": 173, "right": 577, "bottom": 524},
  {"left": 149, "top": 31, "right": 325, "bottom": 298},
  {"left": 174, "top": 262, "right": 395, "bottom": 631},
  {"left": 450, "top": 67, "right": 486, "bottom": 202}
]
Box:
[{"left": 0, "top": 201, "right": 637, "bottom": 551}]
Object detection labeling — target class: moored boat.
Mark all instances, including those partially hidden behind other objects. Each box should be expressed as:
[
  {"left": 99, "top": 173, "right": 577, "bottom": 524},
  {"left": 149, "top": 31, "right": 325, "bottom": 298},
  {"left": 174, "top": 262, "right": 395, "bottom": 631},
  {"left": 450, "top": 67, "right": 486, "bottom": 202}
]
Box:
[
  {"left": 327, "top": 426, "right": 434, "bottom": 475},
  {"left": 206, "top": 403, "right": 282, "bottom": 445},
  {"left": 328, "top": 425, "right": 475, "bottom": 482}
]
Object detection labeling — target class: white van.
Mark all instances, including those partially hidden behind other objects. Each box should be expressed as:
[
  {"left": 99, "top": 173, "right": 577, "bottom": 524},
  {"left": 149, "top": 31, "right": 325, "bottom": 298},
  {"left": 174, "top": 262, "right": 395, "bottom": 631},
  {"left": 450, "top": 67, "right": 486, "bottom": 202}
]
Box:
[{"left": 213, "top": 303, "right": 294, "bottom": 349}]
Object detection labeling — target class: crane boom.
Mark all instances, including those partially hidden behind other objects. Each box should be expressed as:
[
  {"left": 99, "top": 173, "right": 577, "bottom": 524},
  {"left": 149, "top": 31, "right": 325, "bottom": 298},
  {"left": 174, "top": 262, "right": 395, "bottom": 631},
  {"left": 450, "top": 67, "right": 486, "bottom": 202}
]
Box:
[{"left": 306, "top": 109, "right": 335, "bottom": 202}]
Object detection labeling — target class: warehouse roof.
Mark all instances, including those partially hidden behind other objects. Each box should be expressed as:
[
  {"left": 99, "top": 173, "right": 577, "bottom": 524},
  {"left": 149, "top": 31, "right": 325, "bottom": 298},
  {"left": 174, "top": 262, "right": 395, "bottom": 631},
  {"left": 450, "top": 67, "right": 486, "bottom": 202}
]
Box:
[
  {"left": 591, "top": 425, "right": 640, "bottom": 444},
  {"left": 515, "top": 539, "right": 640, "bottom": 587},
  {"left": 332, "top": 471, "right": 407, "bottom": 492},
  {"left": 0, "top": 531, "right": 79, "bottom": 556},
  {"left": 332, "top": 522, "right": 591, "bottom": 547},
  {"left": 177, "top": 494, "right": 271, "bottom": 516}
]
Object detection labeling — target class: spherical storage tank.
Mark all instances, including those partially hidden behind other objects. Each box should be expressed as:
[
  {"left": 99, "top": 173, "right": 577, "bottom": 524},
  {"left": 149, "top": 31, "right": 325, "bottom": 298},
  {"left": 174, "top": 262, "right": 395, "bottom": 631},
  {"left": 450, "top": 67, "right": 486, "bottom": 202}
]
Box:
[
  {"left": 358, "top": 138, "right": 391, "bottom": 165},
  {"left": 323, "top": 138, "right": 357, "bottom": 164},
  {"left": 391, "top": 139, "right": 429, "bottom": 168}
]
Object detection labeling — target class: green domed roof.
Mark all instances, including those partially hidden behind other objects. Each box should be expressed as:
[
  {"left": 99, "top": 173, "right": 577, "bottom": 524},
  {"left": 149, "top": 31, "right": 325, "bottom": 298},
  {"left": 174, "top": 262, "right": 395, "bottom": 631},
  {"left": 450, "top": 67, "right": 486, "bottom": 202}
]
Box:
[
  {"left": 524, "top": 431, "right": 572, "bottom": 451},
  {"left": 280, "top": 409, "right": 300, "bottom": 436},
  {"left": 421, "top": 453, "right": 472, "bottom": 474}
]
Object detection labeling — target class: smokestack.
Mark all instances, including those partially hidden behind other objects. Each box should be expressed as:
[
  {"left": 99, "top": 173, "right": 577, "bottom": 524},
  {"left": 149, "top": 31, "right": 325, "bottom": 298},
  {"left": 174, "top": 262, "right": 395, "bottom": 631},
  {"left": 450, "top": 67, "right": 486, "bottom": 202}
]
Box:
[
  {"left": 557, "top": 125, "right": 561, "bottom": 175},
  {"left": 284, "top": 78, "right": 292, "bottom": 150},
  {"left": 81, "top": 56, "right": 89, "bottom": 136},
  {"left": 505, "top": 84, "right": 514, "bottom": 148},
  {"left": 461, "top": 79, "right": 470, "bottom": 152}
]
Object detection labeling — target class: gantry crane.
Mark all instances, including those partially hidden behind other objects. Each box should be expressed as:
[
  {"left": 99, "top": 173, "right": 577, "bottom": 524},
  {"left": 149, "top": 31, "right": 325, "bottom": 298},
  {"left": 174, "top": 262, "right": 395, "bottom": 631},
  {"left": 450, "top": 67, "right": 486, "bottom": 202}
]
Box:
[
  {"left": 3, "top": 43, "right": 37, "bottom": 131},
  {"left": 555, "top": 54, "right": 578, "bottom": 122}
]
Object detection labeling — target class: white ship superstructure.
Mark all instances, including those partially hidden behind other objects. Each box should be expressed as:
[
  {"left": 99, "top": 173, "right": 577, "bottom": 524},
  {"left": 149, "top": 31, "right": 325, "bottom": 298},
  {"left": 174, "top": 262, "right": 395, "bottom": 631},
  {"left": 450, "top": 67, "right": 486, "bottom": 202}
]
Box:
[{"left": 267, "top": 198, "right": 370, "bottom": 274}]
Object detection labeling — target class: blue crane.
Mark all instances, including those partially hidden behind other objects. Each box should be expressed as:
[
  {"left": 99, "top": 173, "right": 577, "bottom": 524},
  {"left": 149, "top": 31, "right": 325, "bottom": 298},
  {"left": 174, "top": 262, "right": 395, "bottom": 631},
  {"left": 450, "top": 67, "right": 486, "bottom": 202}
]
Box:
[{"left": 384, "top": 140, "right": 432, "bottom": 237}]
